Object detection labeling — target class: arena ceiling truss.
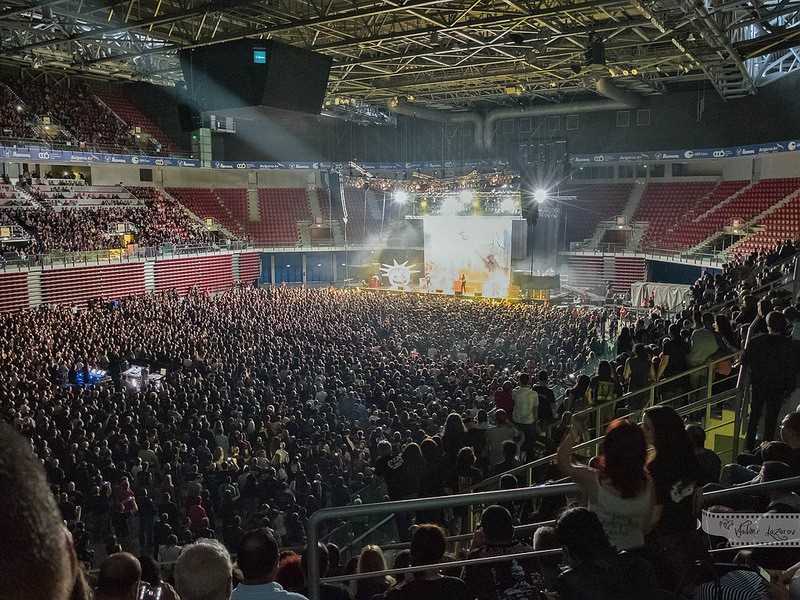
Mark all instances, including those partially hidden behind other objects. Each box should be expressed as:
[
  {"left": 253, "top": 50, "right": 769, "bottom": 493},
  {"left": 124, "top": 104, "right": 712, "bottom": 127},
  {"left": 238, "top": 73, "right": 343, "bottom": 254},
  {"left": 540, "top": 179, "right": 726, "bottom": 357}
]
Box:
[{"left": 1, "top": 0, "right": 799, "bottom": 110}]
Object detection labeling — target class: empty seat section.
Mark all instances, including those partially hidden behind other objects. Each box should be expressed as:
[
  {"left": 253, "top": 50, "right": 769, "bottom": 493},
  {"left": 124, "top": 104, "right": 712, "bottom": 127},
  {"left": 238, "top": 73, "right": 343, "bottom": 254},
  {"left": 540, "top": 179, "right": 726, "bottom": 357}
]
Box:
[
  {"left": 252, "top": 188, "right": 312, "bottom": 246},
  {"left": 342, "top": 187, "right": 381, "bottom": 243},
  {"left": 727, "top": 193, "right": 800, "bottom": 257},
  {"left": 166, "top": 188, "right": 247, "bottom": 237},
  {"left": 657, "top": 179, "right": 800, "bottom": 250},
  {"left": 634, "top": 181, "right": 716, "bottom": 250}
]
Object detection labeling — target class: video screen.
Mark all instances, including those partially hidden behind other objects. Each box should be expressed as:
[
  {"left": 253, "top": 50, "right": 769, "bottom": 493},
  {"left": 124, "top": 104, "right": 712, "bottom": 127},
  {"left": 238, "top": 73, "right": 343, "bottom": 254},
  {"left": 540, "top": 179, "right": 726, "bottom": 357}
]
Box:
[{"left": 423, "top": 216, "right": 512, "bottom": 298}]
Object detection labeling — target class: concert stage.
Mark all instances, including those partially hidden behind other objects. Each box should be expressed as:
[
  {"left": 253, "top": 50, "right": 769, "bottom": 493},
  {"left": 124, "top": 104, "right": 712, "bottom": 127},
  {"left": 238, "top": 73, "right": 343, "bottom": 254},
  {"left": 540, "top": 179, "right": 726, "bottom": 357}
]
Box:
[{"left": 361, "top": 282, "right": 557, "bottom": 302}]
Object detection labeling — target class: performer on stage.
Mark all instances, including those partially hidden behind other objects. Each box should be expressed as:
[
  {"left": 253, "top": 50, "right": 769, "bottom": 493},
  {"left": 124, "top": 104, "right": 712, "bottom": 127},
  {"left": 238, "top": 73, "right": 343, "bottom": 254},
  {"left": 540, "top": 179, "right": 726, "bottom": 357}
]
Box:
[{"left": 460, "top": 273, "right": 467, "bottom": 293}]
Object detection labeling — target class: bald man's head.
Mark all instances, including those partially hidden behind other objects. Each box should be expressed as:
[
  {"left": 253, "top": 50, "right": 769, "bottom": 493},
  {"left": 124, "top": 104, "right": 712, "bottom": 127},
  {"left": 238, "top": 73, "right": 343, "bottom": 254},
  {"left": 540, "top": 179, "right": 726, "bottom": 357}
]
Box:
[
  {"left": 97, "top": 552, "right": 141, "bottom": 600},
  {"left": 0, "top": 423, "right": 77, "bottom": 600}
]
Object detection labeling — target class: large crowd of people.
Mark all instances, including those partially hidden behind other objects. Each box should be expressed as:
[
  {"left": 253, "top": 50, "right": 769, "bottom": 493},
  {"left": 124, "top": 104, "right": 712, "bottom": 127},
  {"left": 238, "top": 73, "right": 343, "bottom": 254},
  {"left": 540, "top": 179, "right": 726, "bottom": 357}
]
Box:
[
  {"left": 2, "top": 186, "right": 212, "bottom": 253},
  {"left": 16, "top": 80, "right": 137, "bottom": 149},
  {"left": 2, "top": 236, "right": 800, "bottom": 599}
]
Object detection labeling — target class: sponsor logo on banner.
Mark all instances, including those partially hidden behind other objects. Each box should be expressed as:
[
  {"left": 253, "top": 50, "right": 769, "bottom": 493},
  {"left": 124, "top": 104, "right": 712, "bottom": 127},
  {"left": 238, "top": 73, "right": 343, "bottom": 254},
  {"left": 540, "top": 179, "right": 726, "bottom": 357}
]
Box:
[
  {"left": 684, "top": 150, "right": 694, "bottom": 159},
  {"left": 713, "top": 150, "right": 726, "bottom": 158},
  {"left": 110, "top": 157, "right": 127, "bottom": 164},
  {"left": 236, "top": 163, "right": 247, "bottom": 169},
  {"left": 789, "top": 141, "right": 797, "bottom": 151},
  {"left": 38, "top": 151, "right": 50, "bottom": 159},
  {"left": 573, "top": 157, "right": 591, "bottom": 163},
  {"left": 131, "top": 156, "right": 139, "bottom": 164},
  {"left": 155, "top": 159, "right": 165, "bottom": 166},
  {"left": 662, "top": 153, "right": 680, "bottom": 159},
  {"left": 593, "top": 155, "right": 605, "bottom": 162}
]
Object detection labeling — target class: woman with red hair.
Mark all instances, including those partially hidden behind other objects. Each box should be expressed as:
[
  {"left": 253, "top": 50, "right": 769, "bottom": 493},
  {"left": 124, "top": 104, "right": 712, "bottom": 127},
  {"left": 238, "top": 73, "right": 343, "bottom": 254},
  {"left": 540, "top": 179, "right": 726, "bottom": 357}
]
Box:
[{"left": 556, "top": 418, "right": 653, "bottom": 550}]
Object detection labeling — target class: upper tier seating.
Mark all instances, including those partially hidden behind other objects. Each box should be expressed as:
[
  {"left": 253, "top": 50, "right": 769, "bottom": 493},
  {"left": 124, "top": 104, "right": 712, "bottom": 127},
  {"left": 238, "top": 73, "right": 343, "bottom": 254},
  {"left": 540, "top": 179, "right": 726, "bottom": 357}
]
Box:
[
  {"left": 634, "top": 181, "right": 716, "bottom": 250},
  {"left": 559, "top": 183, "right": 634, "bottom": 244},
  {"left": 13, "top": 80, "right": 134, "bottom": 148},
  {"left": 658, "top": 178, "right": 800, "bottom": 250},
  {"left": 166, "top": 188, "right": 247, "bottom": 238},
  {"left": 98, "top": 90, "right": 181, "bottom": 153},
  {"left": 653, "top": 180, "right": 749, "bottom": 250},
  {"left": 0, "top": 85, "right": 37, "bottom": 139},
  {"left": 342, "top": 187, "right": 381, "bottom": 243}
]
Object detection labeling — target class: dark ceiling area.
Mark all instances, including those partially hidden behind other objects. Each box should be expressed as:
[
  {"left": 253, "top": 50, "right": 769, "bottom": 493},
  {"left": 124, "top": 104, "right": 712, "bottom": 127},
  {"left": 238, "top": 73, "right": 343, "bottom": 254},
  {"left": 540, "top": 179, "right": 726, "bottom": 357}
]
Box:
[{"left": 1, "top": 0, "right": 799, "bottom": 111}]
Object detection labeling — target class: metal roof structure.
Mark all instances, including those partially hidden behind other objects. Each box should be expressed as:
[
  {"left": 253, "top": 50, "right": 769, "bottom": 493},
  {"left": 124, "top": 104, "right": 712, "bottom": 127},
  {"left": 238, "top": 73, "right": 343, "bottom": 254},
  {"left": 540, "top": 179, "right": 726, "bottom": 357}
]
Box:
[{"left": 1, "top": 0, "right": 799, "bottom": 109}]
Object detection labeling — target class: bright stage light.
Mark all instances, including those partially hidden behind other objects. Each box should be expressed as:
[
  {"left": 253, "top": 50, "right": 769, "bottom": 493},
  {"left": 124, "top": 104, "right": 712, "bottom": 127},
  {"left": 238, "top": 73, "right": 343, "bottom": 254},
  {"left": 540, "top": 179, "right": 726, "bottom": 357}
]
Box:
[
  {"left": 500, "top": 197, "right": 517, "bottom": 213},
  {"left": 441, "top": 195, "right": 460, "bottom": 215},
  {"left": 394, "top": 190, "right": 409, "bottom": 204},
  {"left": 534, "top": 189, "right": 547, "bottom": 203}
]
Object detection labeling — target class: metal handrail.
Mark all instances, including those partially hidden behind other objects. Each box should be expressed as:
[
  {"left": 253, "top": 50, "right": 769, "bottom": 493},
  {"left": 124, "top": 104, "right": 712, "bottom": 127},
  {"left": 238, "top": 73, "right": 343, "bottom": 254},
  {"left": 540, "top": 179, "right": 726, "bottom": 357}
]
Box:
[
  {"left": 307, "top": 483, "right": 580, "bottom": 600},
  {"left": 307, "top": 476, "right": 800, "bottom": 599},
  {"left": 322, "top": 548, "right": 564, "bottom": 585},
  {"left": 470, "top": 353, "right": 741, "bottom": 492}
]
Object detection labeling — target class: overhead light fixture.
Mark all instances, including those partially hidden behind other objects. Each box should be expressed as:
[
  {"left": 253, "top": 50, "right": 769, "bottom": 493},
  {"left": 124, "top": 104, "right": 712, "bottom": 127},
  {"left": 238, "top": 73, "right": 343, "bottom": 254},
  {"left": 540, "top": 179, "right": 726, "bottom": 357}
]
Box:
[
  {"left": 672, "top": 38, "right": 686, "bottom": 53},
  {"left": 650, "top": 16, "right": 666, "bottom": 33},
  {"left": 622, "top": 69, "right": 630, "bottom": 76},
  {"left": 549, "top": 81, "right": 557, "bottom": 87},
  {"left": 631, "top": 68, "right": 639, "bottom": 75},
  {"left": 571, "top": 64, "right": 582, "bottom": 74},
  {"left": 534, "top": 189, "right": 547, "bottom": 203}
]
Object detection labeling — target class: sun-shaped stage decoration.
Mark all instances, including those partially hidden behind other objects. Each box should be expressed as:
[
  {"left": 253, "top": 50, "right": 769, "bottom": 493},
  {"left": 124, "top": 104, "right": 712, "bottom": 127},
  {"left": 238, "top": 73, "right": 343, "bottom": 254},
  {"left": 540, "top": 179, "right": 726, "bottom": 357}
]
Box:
[{"left": 379, "top": 260, "right": 419, "bottom": 289}]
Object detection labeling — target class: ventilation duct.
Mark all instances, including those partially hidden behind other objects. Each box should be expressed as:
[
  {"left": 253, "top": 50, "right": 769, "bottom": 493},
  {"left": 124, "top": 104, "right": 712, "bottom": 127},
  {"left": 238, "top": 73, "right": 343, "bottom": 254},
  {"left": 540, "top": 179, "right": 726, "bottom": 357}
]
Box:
[
  {"left": 595, "top": 77, "right": 642, "bottom": 108},
  {"left": 388, "top": 100, "right": 485, "bottom": 151},
  {"left": 391, "top": 82, "right": 642, "bottom": 152},
  {"left": 483, "top": 100, "right": 631, "bottom": 150}
]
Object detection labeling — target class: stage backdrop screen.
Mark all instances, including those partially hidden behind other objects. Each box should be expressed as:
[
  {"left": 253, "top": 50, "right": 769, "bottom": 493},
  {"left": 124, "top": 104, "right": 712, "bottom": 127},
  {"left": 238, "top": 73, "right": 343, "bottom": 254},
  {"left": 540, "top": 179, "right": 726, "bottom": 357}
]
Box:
[{"left": 423, "top": 216, "right": 512, "bottom": 298}]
